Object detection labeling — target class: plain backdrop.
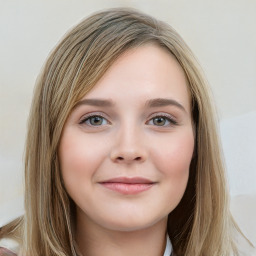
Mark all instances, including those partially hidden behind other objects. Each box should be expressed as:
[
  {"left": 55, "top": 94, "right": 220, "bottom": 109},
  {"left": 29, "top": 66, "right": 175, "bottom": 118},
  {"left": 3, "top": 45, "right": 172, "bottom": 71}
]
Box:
[{"left": 0, "top": 0, "right": 256, "bottom": 245}]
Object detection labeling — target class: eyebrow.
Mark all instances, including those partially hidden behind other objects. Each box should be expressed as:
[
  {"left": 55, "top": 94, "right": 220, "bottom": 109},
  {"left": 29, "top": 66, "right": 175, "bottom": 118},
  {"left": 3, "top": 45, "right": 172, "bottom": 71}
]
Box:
[
  {"left": 145, "top": 98, "right": 186, "bottom": 112},
  {"left": 74, "top": 99, "right": 114, "bottom": 109},
  {"left": 74, "top": 97, "right": 186, "bottom": 112}
]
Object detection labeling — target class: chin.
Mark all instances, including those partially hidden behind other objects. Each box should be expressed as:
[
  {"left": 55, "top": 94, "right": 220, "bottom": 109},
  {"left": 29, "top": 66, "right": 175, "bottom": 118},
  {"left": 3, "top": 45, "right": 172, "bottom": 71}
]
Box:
[{"left": 99, "top": 214, "right": 168, "bottom": 232}]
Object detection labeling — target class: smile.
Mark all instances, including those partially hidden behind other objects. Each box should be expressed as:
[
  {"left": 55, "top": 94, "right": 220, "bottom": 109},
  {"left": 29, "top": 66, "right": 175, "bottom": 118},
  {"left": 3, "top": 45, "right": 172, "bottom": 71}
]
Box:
[{"left": 99, "top": 177, "right": 156, "bottom": 195}]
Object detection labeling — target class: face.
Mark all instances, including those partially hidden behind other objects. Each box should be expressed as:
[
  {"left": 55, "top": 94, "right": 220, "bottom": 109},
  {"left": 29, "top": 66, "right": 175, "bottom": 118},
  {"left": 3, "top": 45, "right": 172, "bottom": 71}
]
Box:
[{"left": 59, "top": 44, "right": 194, "bottom": 233}]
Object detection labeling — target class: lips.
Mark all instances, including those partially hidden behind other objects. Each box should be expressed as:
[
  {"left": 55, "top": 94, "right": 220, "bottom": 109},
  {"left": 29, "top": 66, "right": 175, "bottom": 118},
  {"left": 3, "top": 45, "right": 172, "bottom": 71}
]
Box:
[{"left": 99, "top": 177, "right": 156, "bottom": 195}]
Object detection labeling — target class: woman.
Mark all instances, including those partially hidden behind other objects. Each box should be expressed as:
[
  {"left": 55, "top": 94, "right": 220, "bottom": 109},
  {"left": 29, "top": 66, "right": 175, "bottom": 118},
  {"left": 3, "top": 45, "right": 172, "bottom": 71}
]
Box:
[{"left": 0, "top": 7, "right": 253, "bottom": 256}]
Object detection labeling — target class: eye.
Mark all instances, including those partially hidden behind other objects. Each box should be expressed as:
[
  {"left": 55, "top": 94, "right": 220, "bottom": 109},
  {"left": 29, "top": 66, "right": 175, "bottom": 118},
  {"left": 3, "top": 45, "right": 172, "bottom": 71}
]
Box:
[
  {"left": 80, "top": 115, "right": 108, "bottom": 126},
  {"left": 152, "top": 116, "right": 169, "bottom": 126},
  {"left": 148, "top": 114, "right": 177, "bottom": 127}
]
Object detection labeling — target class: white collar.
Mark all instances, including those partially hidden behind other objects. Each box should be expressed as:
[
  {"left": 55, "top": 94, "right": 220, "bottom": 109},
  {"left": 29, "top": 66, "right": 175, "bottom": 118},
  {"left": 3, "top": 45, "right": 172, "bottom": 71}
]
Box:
[
  {"left": 163, "top": 235, "right": 173, "bottom": 256},
  {"left": 0, "top": 235, "right": 173, "bottom": 255}
]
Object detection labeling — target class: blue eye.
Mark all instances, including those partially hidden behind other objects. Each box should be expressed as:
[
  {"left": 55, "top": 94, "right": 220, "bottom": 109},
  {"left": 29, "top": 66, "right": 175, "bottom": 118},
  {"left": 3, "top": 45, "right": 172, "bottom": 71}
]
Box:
[{"left": 80, "top": 115, "right": 108, "bottom": 126}]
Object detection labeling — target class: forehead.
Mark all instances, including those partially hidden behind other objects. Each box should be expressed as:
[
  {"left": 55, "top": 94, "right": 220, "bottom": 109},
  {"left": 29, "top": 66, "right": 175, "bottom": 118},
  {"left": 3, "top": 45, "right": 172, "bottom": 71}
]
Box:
[{"left": 82, "top": 44, "right": 191, "bottom": 112}]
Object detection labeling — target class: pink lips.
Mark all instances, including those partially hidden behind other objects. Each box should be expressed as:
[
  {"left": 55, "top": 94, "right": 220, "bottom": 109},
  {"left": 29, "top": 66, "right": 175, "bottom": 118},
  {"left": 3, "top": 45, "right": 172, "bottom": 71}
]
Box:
[{"left": 99, "top": 177, "right": 155, "bottom": 195}]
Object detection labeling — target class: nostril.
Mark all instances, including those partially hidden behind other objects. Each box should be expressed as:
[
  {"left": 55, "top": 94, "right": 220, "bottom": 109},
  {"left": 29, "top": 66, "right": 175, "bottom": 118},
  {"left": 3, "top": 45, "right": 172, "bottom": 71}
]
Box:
[{"left": 115, "top": 156, "right": 142, "bottom": 161}]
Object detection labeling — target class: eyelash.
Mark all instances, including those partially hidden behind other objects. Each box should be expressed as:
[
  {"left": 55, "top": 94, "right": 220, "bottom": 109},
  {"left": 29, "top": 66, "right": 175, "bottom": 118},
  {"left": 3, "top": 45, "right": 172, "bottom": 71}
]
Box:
[
  {"left": 79, "top": 113, "right": 109, "bottom": 127},
  {"left": 79, "top": 113, "right": 178, "bottom": 127},
  {"left": 147, "top": 113, "right": 178, "bottom": 127}
]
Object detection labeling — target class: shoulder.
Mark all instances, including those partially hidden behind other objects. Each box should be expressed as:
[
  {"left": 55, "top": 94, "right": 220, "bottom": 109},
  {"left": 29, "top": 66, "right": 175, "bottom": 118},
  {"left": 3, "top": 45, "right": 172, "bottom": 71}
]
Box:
[
  {"left": 0, "top": 247, "right": 17, "bottom": 256},
  {"left": 0, "top": 239, "right": 19, "bottom": 256}
]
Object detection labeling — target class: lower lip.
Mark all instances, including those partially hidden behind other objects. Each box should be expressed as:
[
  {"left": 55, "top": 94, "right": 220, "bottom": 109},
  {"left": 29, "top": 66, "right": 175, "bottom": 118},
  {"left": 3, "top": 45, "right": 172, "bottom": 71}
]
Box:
[{"left": 100, "top": 182, "right": 154, "bottom": 195}]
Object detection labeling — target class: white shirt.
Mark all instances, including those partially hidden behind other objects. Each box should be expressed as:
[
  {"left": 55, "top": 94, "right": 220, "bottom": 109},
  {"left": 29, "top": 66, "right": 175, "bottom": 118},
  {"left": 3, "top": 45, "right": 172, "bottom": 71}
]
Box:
[
  {"left": 164, "top": 235, "right": 173, "bottom": 256},
  {"left": 0, "top": 236, "right": 173, "bottom": 256}
]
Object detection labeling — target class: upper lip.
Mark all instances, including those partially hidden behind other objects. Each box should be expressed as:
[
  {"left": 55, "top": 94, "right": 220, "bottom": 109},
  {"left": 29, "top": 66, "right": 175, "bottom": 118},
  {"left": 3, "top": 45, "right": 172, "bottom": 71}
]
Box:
[{"left": 99, "top": 177, "right": 155, "bottom": 184}]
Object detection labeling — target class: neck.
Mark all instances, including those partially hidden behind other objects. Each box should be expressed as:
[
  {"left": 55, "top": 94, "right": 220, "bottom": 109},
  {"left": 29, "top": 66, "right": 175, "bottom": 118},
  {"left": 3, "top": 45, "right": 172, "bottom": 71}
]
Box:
[{"left": 75, "top": 211, "right": 168, "bottom": 256}]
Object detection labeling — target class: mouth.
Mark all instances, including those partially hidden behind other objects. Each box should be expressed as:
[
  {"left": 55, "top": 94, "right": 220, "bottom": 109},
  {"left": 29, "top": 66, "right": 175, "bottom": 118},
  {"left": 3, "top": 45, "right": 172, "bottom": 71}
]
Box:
[{"left": 98, "top": 177, "right": 156, "bottom": 195}]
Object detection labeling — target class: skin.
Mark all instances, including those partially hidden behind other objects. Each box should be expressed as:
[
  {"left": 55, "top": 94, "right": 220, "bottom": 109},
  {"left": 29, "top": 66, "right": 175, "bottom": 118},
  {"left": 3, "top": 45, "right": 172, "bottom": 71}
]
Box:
[{"left": 59, "top": 44, "right": 194, "bottom": 256}]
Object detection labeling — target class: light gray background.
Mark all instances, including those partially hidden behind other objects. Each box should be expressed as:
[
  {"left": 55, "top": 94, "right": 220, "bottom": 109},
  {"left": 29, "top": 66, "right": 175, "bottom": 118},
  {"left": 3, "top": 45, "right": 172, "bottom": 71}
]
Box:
[{"left": 0, "top": 0, "right": 255, "bottom": 245}]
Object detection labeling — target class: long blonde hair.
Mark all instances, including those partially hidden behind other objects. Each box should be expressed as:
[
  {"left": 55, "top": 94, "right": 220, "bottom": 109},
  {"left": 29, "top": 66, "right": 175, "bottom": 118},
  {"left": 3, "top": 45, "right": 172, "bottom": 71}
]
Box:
[{"left": 0, "top": 8, "right": 246, "bottom": 255}]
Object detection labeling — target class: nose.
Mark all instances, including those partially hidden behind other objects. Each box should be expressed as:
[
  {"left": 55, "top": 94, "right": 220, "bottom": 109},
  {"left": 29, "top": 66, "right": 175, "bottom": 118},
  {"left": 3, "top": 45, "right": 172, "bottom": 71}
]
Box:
[{"left": 110, "top": 127, "right": 147, "bottom": 164}]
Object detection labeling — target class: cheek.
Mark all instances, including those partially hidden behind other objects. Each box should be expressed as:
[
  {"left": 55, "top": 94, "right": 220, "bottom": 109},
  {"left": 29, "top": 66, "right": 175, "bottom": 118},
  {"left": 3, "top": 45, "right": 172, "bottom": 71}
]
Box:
[
  {"left": 150, "top": 129, "right": 194, "bottom": 198},
  {"left": 155, "top": 130, "right": 194, "bottom": 173},
  {"left": 58, "top": 129, "right": 107, "bottom": 192}
]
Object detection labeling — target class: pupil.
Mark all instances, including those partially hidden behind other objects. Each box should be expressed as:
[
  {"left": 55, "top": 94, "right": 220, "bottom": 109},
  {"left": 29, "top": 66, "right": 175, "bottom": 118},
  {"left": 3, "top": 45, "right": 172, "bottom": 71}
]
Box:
[
  {"left": 91, "top": 116, "right": 102, "bottom": 125},
  {"left": 154, "top": 117, "right": 165, "bottom": 126}
]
